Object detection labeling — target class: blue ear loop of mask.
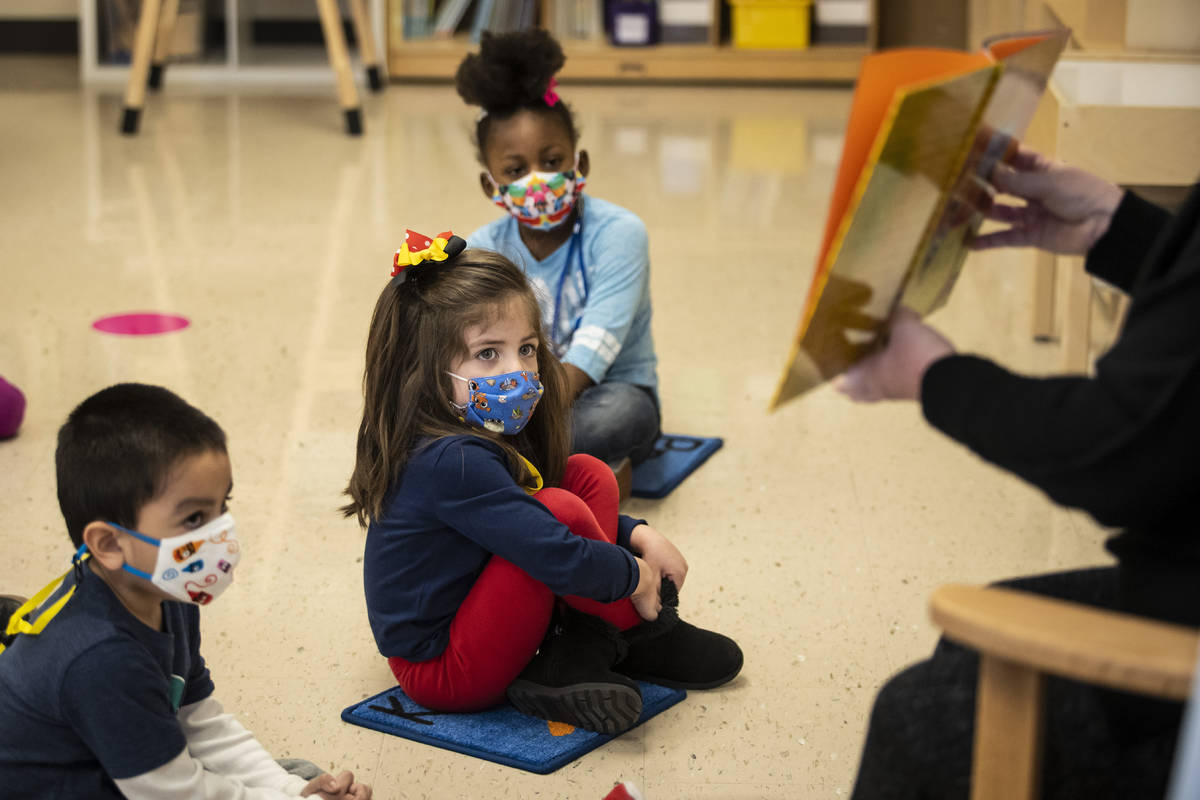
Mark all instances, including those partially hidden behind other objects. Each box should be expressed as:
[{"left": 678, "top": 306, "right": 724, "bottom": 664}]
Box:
[
  {"left": 102, "top": 521, "right": 162, "bottom": 580},
  {"left": 68, "top": 524, "right": 158, "bottom": 579}
]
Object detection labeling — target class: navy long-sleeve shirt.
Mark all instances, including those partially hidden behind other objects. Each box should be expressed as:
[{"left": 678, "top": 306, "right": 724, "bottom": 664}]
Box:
[
  {"left": 364, "top": 435, "right": 641, "bottom": 661},
  {"left": 922, "top": 185, "right": 1200, "bottom": 574}
]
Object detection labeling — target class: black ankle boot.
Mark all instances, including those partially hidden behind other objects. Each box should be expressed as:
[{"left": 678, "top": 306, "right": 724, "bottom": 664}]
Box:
[
  {"left": 506, "top": 606, "right": 643, "bottom": 735},
  {"left": 616, "top": 578, "right": 743, "bottom": 690}
]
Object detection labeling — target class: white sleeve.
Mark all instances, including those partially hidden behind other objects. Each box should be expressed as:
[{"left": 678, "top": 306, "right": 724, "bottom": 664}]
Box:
[
  {"left": 113, "top": 695, "right": 310, "bottom": 799},
  {"left": 112, "top": 747, "right": 306, "bottom": 800}
]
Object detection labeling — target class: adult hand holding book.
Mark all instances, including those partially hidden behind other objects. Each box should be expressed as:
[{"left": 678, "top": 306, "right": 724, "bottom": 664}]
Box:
[
  {"left": 973, "top": 144, "right": 1124, "bottom": 255},
  {"left": 834, "top": 307, "right": 954, "bottom": 403},
  {"left": 771, "top": 29, "right": 1071, "bottom": 408},
  {"left": 835, "top": 139, "right": 1130, "bottom": 404}
]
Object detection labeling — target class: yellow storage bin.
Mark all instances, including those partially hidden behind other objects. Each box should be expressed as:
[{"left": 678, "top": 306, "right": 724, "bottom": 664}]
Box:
[{"left": 730, "top": 0, "right": 811, "bottom": 50}]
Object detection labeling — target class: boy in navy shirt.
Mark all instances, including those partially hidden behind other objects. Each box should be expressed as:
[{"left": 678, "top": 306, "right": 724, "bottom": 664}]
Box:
[{"left": 0, "top": 384, "right": 371, "bottom": 800}]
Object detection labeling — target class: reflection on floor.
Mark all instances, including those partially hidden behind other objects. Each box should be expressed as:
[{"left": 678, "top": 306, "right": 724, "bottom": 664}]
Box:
[{"left": 0, "top": 58, "right": 1110, "bottom": 798}]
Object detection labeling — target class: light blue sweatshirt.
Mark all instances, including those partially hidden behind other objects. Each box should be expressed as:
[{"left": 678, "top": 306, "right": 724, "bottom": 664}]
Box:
[{"left": 469, "top": 196, "right": 659, "bottom": 399}]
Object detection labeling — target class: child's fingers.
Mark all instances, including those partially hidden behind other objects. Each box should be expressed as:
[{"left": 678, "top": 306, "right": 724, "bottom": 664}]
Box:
[
  {"left": 301, "top": 774, "right": 334, "bottom": 797},
  {"left": 329, "top": 772, "right": 354, "bottom": 794}
]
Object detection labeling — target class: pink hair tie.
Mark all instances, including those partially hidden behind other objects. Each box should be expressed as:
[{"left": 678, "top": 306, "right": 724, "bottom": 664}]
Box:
[{"left": 543, "top": 77, "right": 560, "bottom": 107}]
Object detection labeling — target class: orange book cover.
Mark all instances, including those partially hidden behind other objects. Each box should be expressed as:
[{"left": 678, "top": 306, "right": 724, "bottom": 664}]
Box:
[{"left": 770, "top": 29, "right": 1070, "bottom": 409}]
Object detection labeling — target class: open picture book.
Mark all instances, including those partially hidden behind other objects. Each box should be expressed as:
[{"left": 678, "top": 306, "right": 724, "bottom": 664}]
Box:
[{"left": 770, "top": 29, "right": 1071, "bottom": 409}]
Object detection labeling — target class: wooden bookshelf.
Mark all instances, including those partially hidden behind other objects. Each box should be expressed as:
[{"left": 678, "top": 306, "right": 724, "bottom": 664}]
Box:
[{"left": 387, "top": 0, "right": 875, "bottom": 83}]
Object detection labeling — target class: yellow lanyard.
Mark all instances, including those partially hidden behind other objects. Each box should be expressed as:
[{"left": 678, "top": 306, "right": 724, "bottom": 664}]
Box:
[
  {"left": 0, "top": 552, "right": 89, "bottom": 655},
  {"left": 518, "top": 455, "right": 544, "bottom": 495}
]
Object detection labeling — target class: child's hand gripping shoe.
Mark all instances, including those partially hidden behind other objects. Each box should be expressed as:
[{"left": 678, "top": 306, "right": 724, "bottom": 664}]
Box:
[
  {"left": 616, "top": 578, "right": 743, "bottom": 689},
  {"left": 506, "top": 606, "right": 643, "bottom": 735}
]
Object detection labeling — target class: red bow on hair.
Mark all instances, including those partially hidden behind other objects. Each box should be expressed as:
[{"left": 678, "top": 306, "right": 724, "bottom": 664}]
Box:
[
  {"left": 392, "top": 229, "right": 455, "bottom": 277},
  {"left": 543, "top": 77, "right": 560, "bottom": 108}
]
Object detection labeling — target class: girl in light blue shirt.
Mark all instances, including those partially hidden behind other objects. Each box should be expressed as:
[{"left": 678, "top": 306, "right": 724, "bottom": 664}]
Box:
[{"left": 457, "top": 30, "right": 661, "bottom": 472}]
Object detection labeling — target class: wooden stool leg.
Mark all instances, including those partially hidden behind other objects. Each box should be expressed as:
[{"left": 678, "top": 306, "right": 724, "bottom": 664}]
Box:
[
  {"left": 1060, "top": 256, "right": 1091, "bottom": 373},
  {"left": 971, "top": 655, "right": 1046, "bottom": 800},
  {"left": 314, "top": 0, "right": 364, "bottom": 135},
  {"left": 347, "top": 0, "right": 384, "bottom": 91},
  {"left": 121, "top": 0, "right": 165, "bottom": 134},
  {"left": 1031, "top": 250, "right": 1056, "bottom": 342},
  {"left": 149, "top": 0, "right": 181, "bottom": 91}
]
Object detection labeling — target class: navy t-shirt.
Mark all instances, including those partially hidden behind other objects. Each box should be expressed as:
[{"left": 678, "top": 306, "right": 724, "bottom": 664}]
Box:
[
  {"left": 364, "top": 436, "right": 641, "bottom": 662},
  {"left": 0, "top": 564, "right": 213, "bottom": 798}
]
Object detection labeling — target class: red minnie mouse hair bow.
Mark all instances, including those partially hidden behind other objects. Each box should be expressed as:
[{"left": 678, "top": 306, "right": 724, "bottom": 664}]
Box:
[{"left": 391, "top": 229, "right": 467, "bottom": 284}]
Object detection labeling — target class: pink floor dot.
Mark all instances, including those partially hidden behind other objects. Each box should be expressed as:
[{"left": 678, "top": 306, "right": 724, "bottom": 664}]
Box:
[{"left": 93, "top": 312, "right": 191, "bottom": 336}]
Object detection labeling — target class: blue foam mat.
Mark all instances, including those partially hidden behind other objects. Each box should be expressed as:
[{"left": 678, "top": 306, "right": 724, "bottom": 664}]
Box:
[
  {"left": 631, "top": 434, "right": 724, "bottom": 499},
  {"left": 341, "top": 681, "right": 686, "bottom": 774}
]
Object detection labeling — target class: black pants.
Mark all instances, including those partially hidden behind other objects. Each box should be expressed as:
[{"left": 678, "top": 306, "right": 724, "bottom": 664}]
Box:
[{"left": 851, "top": 566, "right": 1190, "bottom": 800}]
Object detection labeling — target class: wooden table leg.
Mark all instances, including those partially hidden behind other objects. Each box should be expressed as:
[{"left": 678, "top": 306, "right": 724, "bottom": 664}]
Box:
[
  {"left": 315, "top": 0, "right": 364, "bottom": 135},
  {"left": 347, "top": 0, "right": 385, "bottom": 91},
  {"left": 971, "top": 654, "right": 1046, "bottom": 800},
  {"left": 149, "top": 0, "right": 181, "bottom": 91},
  {"left": 120, "top": 0, "right": 165, "bottom": 134},
  {"left": 1060, "top": 256, "right": 1091, "bottom": 373},
  {"left": 1031, "top": 250, "right": 1056, "bottom": 342}
]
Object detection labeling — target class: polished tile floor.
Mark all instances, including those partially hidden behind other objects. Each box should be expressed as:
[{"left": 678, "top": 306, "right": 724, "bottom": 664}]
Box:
[{"left": 0, "top": 57, "right": 1111, "bottom": 798}]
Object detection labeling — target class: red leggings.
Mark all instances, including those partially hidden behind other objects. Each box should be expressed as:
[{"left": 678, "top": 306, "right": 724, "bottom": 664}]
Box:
[{"left": 387, "top": 453, "right": 643, "bottom": 712}]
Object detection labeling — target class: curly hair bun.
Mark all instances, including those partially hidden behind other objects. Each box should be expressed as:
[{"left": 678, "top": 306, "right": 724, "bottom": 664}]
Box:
[{"left": 455, "top": 29, "right": 566, "bottom": 114}]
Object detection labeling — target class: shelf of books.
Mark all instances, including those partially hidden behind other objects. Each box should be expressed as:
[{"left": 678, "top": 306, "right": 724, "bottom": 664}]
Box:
[{"left": 387, "top": 0, "right": 875, "bottom": 83}]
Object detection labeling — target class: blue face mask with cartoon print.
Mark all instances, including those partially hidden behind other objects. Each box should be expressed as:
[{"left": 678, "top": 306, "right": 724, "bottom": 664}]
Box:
[{"left": 448, "top": 369, "right": 544, "bottom": 435}]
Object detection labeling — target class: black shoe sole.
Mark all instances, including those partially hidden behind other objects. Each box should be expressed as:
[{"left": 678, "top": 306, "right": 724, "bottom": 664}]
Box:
[{"left": 506, "top": 680, "right": 642, "bottom": 735}]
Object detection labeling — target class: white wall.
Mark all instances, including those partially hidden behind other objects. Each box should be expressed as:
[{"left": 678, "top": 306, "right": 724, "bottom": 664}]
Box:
[{"left": 1126, "top": 0, "right": 1200, "bottom": 51}]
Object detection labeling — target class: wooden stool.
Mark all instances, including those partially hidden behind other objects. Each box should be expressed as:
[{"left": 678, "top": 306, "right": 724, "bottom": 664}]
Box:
[
  {"left": 120, "top": 0, "right": 385, "bottom": 136},
  {"left": 930, "top": 583, "right": 1198, "bottom": 800}
]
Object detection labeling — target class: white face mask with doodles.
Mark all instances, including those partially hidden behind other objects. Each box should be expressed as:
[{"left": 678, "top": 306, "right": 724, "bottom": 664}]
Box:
[{"left": 110, "top": 512, "right": 240, "bottom": 606}]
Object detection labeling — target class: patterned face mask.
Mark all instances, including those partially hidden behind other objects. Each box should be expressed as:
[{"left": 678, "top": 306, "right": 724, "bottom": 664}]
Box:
[
  {"left": 487, "top": 157, "right": 586, "bottom": 231},
  {"left": 111, "top": 513, "right": 241, "bottom": 606},
  {"left": 448, "top": 369, "right": 544, "bottom": 435}
]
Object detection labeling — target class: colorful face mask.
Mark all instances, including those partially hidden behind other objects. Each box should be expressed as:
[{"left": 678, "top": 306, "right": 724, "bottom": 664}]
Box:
[
  {"left": 448, "top": 369, "right": 544, "bottom": 435},
  {"left": 111, "top": 512, "right": 240, "bottom": 606},
  {"left": 488, "top": 158, "right": 586, "bottom": 231}
]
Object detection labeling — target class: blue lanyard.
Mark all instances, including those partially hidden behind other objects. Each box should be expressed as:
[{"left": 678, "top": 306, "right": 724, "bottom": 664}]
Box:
[{"left": 550, "top": 215, "right": 587, "bottom": 345}]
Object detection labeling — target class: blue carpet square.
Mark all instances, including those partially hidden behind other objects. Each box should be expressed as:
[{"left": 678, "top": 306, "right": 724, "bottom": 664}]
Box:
[
  {"left": 631, "top": 434, "right": 724, "bottom": 499},
  {"left": 341, "top": 682, "right": 686, "bottom": 774}
]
